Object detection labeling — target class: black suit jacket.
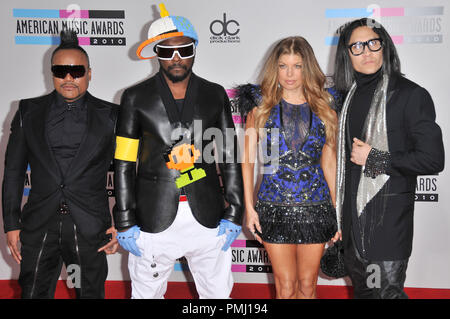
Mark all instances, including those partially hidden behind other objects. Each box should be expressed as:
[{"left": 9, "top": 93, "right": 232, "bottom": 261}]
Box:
[
  {"left": 2, "top": 91, "right": 118, "bottom": 246},
  {"left": 113, "top": 72, "right": 244, "bottom": 232},
  {"left": 342, "top": 75, "right": 445, "bottom": 260}
]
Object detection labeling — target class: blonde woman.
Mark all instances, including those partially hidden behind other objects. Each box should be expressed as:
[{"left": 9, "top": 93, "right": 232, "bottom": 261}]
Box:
[{"left": 241, "top": 37, "right": 340, "bottom": 299}]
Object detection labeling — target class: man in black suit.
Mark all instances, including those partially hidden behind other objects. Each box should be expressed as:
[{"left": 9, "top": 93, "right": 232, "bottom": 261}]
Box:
[
  {"left": 333, "top": 19, "right": 445, "bottom": 299},
  {"left": 2, "top": 30, "right": 118, "bottom": 298},
  {"left": 113, "top": 6, "right": 243, "bottom": 298}
]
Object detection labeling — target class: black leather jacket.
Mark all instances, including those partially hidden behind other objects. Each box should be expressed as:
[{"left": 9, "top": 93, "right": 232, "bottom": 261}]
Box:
[{"left": 113, "top": 72, "right": 244, "bottom": 232}]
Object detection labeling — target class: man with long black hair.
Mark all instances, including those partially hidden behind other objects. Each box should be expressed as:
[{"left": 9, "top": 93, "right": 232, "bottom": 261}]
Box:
[
  {"left": 2, "top": 30, "right": 118, "bottom": 298},
  {"left": 333, "top": 18, "right": 444, "bottom": 298}
]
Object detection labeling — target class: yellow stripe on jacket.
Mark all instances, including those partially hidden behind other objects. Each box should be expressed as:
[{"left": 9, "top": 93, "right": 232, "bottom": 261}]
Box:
[{"left": 115, "top": 136, "right": 139, "bottom": 162}]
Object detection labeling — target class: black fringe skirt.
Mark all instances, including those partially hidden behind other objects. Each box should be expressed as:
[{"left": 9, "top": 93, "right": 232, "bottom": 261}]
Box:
[{"left": 255, "top": 200, "right": 337, "bottom": 244}]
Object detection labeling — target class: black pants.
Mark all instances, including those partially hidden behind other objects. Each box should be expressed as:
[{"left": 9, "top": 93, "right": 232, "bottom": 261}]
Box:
[
  {"left": 18, "top": 212, "right": 108, "bottom": 299},
  {"left": 343, "top": 233, "right": 409, "bottom": 299}
]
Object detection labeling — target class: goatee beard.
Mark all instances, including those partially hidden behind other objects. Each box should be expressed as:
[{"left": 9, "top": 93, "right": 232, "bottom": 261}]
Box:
[{"left": 160, "top": 63, "right": 193, "bottom": 83}]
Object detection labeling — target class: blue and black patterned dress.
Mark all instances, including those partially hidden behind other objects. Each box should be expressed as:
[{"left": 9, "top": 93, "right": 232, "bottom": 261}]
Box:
[{"left": 255, "top": 99, "right": 337, "bottom": 244}]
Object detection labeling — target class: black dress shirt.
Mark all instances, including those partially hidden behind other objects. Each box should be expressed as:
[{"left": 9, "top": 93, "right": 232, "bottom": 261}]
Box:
[{"left": 47, "top": 93, "right": 88, "bottom": 176}]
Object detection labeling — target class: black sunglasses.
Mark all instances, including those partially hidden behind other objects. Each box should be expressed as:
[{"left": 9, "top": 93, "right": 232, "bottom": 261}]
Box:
[{"left": 51, "top": 65, "right": 86, "bottom": 79}]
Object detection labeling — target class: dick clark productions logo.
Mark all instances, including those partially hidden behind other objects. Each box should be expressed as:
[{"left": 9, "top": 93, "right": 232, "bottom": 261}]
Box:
[{"left": 209, "top": 13, "right": 240, "bottom": 43}]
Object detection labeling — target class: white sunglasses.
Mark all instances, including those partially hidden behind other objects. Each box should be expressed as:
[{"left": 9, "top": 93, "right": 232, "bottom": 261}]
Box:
[{"left": 155, "top": 42, "right": 196, "bottom": 60}]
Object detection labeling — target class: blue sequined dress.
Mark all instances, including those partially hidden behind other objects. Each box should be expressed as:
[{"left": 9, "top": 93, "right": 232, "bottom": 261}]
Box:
[{"left": 255, "top": 99, "right": 337, "bottom": 244}]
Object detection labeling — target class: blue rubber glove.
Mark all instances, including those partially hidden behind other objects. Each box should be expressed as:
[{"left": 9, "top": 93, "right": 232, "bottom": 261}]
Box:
[
  {"left": 217, "top": 219, "right": 242, "bottom": 251},
  {"left": 116, "top": 225, "right": 141, "bottom": 257}
]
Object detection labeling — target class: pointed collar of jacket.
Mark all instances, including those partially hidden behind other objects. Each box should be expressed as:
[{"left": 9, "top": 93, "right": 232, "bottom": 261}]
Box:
[{"left": 155, "top": 71, "right": 199, "bottom": 126}]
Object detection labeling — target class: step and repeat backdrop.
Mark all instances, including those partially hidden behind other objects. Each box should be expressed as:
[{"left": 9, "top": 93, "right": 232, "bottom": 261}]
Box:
[{"left": 0, "top": 0, "right": 449, "bottom": 290}]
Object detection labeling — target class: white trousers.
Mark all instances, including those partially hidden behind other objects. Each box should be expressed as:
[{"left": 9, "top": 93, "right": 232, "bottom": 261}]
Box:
[{"left": 128, "top": 201, "right": 233, "bottom": 299}]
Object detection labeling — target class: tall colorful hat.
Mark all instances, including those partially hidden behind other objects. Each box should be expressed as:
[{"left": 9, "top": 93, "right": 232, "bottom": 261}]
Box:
[{"left": 136, "top": 3, "right": 199, "bottom": 60}]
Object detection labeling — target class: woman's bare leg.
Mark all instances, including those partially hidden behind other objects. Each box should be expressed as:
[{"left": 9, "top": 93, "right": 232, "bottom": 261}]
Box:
[
  {"left": 263, "top": 242, "right": 298, "bottom": 299},
  {"left": 296, "top": 243, "right": 326, "bottom": 299}
]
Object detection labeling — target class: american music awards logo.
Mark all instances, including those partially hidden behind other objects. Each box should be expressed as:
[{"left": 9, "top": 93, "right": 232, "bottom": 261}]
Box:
[
  {"left": 175, "top": 239, "right": 273, "bottom": 274},
  {"left": 226, "top": 89, "right": 243, "bottom": 125},
  {"left": 325, "top": 5, "right": 444, "bottom": 45},
  {"left": 14, "top": 6, "right": 126, "bottom": 46},
  {"left": 415, "top": 175, "right": 440, "bottom": 202}
]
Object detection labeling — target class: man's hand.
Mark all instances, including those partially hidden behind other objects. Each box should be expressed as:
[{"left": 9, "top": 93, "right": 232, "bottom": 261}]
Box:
[
  {"left": 217, "top": 219, "right": 242, "bottom": 251},
  {"left": 7, "top": 230, "right": 21, "bottom": 264},
  {"left": 350, "top": 137, "right": 372, "bottom": 166},
  {"left": 98, "top": 227, "right": 119, "bottom": 254}
]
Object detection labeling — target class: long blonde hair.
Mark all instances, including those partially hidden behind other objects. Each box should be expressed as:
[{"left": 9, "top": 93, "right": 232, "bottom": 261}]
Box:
[{"left": 255, "top": 36, "right": 337, "bottom": 146}]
